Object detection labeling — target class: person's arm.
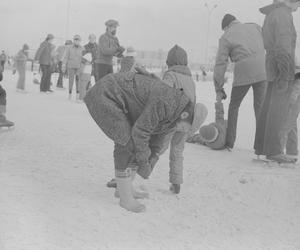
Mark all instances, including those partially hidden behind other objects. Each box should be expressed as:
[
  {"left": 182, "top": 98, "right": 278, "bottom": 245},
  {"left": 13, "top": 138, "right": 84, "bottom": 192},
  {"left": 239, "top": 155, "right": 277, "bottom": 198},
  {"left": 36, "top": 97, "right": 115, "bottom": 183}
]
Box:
[
  {"left": 99, "top": 35, "right": 118, "bottom": 56},
  {"left": 215, "top": 102, "right": 225, "bottom": 123},
  {"left": 213, "top": 37, "right": 230, "bottom": 92},
  {"left": 162, "top": 71, "right": 176, "bottom": 88},
  {"left": 274, "top": 12, "right": 295, "bottom": 84}
]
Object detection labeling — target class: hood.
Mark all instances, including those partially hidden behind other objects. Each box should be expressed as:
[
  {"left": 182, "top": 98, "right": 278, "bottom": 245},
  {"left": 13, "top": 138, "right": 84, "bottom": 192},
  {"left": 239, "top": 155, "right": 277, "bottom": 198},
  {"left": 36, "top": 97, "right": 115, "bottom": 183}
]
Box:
[
  {"left": 166, "top": 65, "right": 192, "bottom": 77},
  {"left": 260, "top": 2, "right": 286, "bottom": 15},
  {"left": 166, "top": 45, "right": 188, "bottom": 67}
]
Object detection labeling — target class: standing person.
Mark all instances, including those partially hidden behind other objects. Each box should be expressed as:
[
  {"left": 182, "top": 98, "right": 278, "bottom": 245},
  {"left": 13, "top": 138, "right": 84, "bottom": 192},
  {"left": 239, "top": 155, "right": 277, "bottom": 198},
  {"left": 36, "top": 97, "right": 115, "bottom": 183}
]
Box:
[
  {"left": 84, "top": 71, "right": 199, "bottom": 213},
  {"left": 0, "top": 51, "right": 7, "bottom": 70},
  {"left": 254, "top": 0, "right": 300, "bottom": 163},
  {"left": 14, "top": 44, "right": 29, "bottom": 92},
  {"left": 35, "top": 34, "right": 55, "bottom": 93},
  {"left": 95, "top": 19, "right": 125, "bottom": 81},
  {"left": 279, "top": 60, "right": 300, "bottom": 161},
  {"left": 83, "top": 34, "right": 98, "bottom": 85},
  {"left": 214, "top": 14, "right": 267, "bottom": 150},
  {"left": 62, "top": 35, "right": 84, "bottom": 101},
  {"left": 162, "top": 45, "right": 208, "bottom": 194},
  {"left": 56, "top": 40, "right": 72, "bottom": 89},
  {"left": 0, "top": 65, "right": 14, "bottom": 128},
  {"left": 78, "top": 53, "right": 92, "bottom": 102}
]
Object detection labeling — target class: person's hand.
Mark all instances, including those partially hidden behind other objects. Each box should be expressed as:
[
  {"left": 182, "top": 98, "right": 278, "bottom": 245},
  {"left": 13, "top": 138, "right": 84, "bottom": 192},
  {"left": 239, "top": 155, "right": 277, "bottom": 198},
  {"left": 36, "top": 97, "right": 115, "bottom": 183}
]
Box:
[
  {"left": 136, "top": 162, "right": 152, "bottom": 179},
  {"left": 276, "top": 80, "right": 289, "bottom": 93},
  {"left": 216, "top": 89, "right": 227, "bottom": 102}
]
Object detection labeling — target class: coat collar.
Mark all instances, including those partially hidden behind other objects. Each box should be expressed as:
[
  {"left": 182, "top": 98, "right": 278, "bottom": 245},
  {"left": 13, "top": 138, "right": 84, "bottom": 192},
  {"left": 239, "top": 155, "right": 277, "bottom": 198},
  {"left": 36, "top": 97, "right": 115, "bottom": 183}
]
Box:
[{"left": 166, "top": 65, "right": 192, "bottom": 77}]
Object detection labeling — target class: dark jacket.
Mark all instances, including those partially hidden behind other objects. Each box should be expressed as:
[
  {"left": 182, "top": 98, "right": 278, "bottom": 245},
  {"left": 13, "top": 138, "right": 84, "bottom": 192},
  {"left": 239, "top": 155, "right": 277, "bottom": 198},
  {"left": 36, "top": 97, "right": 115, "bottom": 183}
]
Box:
[
  {"left": 214, "top": 20, "right": 266, "bottom": 90},
  {"left": 35, "top": 41, "right": 54, "bottom": 65},
  {"left": 84, "top": 72, "right": 191, "bottom": 167},
  {"left": 260, "top": 3, "right": 297, "bottom": 83},
  {"left": 84, "top": 42, "right": 98, "bottom": 63},
  {"left": 96, "top": 32, "right": 120, "bottom": 65}
]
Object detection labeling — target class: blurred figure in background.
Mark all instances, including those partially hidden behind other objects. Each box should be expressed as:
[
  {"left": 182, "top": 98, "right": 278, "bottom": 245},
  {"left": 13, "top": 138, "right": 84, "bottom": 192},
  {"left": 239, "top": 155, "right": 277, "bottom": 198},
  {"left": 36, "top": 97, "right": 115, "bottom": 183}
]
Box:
[
  {"left": 13, "top": 44, "right": 29, "bottom": 93},
  {"left": 95, "top": 19, "right": 125, "bottom": 81},
  {"left": 84, "top": 34, "right": 98, "bottom": 86},
  {"left": 56, "top": 40, "right": 72, "bottom": 89},
  {"left": 62, "top": 35, "right": 84, "bottom": 101},
  {"left": 0, "top": 65, "right": 14, "bottom": 128},
  {"left": 78, "top": 53, "right": 92, "bottom": 102},
  {"left": 0, "top": 51, "right": 7, "bottom": 70},
  {"left": 35, "top": 34, "right": 55, "bottom": 93}
]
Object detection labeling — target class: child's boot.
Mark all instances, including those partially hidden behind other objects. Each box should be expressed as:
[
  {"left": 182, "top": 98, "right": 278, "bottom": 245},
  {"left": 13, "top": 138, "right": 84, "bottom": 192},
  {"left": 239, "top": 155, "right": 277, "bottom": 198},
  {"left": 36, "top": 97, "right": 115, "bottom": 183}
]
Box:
[{"left": 115, "top": 169, "right": 146, "bottom": 213}]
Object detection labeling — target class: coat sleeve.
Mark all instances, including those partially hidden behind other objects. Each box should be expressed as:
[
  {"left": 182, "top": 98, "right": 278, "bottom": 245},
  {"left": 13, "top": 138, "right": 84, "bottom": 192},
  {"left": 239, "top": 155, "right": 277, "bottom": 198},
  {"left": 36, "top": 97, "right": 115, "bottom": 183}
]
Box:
[
  {"left": 132, "top": 99, "right": 168, "bottom": 167},
  {"left": 213, "top": 37, "right": 230, "bottom": 92},
  {"left": 273, "top": 13, "right": 295, "bottom": 81},
  {"left": 34, "top": 44, "right": 44, "bottom": 61},
  {"left": 62, "top": 47, "right": 70, "bottom": 67},
  {"left": 99, "top": 35, "right": 118, "bottom": 56}
]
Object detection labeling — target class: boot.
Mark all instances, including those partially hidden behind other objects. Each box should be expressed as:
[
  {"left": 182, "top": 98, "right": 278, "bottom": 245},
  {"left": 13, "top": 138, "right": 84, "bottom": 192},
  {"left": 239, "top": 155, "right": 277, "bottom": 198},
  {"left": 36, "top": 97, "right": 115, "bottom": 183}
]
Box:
[
  {"left": 267, "top": 154, "right": 295, "bottom": 163},
  {"left": 0, "top": 105, "right": 14, "bottom": 128},
  {"left": 170, "top": 184, "right": 181, "bottom": 194},
  {"left": 114, "top": 170, "right": 149, "bottom": 199},
  {"left": 115, "top": 169, "right": 146, "bottom": 213}
]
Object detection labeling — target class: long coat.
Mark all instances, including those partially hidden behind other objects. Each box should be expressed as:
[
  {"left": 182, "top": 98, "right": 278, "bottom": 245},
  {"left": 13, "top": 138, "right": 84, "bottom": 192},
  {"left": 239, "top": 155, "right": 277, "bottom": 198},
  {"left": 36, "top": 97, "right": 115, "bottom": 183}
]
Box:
[{"left": 84, "top": 72, "right": 191, "bottom": 167}]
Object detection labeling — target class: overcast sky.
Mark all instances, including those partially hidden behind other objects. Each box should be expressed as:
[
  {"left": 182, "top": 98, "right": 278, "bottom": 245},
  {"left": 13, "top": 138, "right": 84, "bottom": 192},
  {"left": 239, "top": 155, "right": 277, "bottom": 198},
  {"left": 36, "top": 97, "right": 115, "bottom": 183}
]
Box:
[{"left": 0, "top": 0, "right": 300, "bottom": 61}]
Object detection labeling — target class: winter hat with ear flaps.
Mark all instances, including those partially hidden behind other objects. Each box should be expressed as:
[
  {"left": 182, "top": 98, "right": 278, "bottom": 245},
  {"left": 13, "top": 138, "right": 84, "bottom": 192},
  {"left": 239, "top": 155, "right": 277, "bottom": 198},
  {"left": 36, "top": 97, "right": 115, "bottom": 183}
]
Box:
[
  {"left": 222, "top": 14, "right": 236, "bottom": 30},
  {"left": 200, "top": 125, "right": 219, "bottom": 143}
]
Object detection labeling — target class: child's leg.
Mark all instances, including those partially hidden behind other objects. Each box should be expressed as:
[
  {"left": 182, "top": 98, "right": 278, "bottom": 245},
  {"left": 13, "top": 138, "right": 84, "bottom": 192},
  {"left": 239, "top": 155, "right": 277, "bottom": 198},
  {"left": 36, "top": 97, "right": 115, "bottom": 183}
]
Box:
[
  {"left": 169, "top": 131, "right": 187, "bottom": 185},
  {"left": 114, "top": 140, "right": 145, "bottom": 213}
]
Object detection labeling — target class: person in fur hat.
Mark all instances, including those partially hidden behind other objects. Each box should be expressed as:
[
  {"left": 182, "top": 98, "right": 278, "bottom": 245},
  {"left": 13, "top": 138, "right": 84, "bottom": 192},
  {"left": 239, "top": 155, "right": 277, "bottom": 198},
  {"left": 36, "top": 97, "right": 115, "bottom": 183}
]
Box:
[
  {"left": 84, "top": 71, "right": 201, "bottom": 213},
  {"left": 0, "top": 65, "right": 14, "bottom": 128}
]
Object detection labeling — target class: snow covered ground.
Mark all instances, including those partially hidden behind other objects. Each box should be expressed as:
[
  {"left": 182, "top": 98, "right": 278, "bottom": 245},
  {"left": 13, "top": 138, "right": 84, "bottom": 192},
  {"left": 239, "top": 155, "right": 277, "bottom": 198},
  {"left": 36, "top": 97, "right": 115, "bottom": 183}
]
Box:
[{"left": 0, "top": 70, "right": 300, "bottom": 250}]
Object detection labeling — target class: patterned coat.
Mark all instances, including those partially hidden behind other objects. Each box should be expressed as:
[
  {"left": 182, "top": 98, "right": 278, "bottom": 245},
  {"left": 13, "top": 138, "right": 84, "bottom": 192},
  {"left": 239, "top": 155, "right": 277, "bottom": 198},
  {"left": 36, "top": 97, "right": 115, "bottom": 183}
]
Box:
[{"left": 84, "top": 72, "right": 191, "bottom": 167}]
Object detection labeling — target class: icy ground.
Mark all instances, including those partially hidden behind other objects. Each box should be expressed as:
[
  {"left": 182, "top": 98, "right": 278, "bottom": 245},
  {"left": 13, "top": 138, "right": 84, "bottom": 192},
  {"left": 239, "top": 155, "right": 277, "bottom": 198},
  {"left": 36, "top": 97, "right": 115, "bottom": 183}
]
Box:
[{"left": 0, "top": 70, "right": 300, "bottom": 250}]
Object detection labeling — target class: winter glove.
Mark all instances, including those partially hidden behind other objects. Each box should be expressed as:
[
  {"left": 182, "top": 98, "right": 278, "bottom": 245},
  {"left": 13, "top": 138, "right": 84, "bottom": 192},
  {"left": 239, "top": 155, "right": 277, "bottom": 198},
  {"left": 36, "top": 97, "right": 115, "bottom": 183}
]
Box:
[
  {"left": 276, "top": 80, "right": 289, "bottom": 93},
  {"left": 216, "top": 88, "right": 227, "bottom": 102},
  {"left": 137, "top": 162, "right": 152, "bottom": 179}
]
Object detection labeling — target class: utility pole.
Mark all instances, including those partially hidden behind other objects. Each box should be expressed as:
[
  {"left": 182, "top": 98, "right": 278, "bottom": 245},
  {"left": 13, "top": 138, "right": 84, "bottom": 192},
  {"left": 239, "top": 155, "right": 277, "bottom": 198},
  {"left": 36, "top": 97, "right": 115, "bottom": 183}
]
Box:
[
  {"left": 65, "top": 0, "right": 71, "bottom": 40},
  {"left": 204, "top": 3, "right": 218, "bottom": 67}
]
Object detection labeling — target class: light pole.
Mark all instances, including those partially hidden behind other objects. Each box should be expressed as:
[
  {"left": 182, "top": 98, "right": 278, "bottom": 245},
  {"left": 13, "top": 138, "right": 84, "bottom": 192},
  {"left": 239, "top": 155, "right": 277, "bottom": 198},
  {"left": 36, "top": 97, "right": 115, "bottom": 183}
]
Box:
[
  {"left": 65, "top": 0, "right": 71, "bottom": 40},
  {"left": 204, "top": 3, "right": 218, "bottom": 67}
]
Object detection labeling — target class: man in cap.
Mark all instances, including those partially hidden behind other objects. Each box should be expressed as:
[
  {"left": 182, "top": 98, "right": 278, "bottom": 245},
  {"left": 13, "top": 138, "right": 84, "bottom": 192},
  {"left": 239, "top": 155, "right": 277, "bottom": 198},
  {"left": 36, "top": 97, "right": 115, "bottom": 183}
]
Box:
[
  {"left": 62, "top": 35, "right": 84, "bottom": 101},
  {"left": 214, "top": 14, "right": 267, "bottom": 150},
  {"left": 35, "top": 34, "right": 56, "bottom": 93},
  {"left": 95, "top": 19, "right": 125, "bottom": 81}
]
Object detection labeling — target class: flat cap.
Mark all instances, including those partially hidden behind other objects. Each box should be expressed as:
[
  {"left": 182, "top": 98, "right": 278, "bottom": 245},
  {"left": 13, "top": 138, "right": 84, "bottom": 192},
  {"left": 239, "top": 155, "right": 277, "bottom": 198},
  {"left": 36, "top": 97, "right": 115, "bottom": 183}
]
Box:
[{"left": 105, "top": 19, "right": 119, "bottom": 27}]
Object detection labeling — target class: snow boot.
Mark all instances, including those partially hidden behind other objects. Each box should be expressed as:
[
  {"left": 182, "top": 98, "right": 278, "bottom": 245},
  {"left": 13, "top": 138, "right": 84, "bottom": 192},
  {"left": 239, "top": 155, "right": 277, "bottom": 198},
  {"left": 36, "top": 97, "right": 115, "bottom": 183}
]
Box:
[
  {"left": 107, "top": 178, "right": 117, "bottom": 188},
  {"left": 170, "top": 184, "right": 181, "bottom": 194},
  {"left": 116, "top": 169, "right": 146, "bottom": 213}
]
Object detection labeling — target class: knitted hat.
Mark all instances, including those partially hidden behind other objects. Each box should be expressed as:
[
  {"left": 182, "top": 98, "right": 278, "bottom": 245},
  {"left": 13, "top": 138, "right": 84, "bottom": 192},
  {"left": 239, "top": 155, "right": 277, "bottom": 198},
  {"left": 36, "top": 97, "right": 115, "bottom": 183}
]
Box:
[
  {"left": 120, "top": 56, "right": 136, "bottom": 73},
  {"left": 46, "top": 34, "right": 54, "bottom": 40},
  {"left": 166, "top": 45, "right": 188, "bottom": 67},
  {"left": 199, "top": 124, "right": 219, "bottom": 143},
  {"left": 105, "top": 19, "right": 119, "bottom": 27},
  {"left": 22, "top": 44, "right": 29, "bottom": 51},
  {"left": 222, "top": 14, "right": 236, "bottom": 30}
]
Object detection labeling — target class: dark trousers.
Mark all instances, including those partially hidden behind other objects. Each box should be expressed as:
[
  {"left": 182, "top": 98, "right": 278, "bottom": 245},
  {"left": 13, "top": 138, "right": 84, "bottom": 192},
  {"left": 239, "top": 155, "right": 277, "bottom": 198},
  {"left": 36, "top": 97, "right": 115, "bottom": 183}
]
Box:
[
  {"left": 0, "top": 84, "right": 6, "bottom": 106},
  {"left": 254, "top": 81, "right": 291, "bottom": 156},
  {"left": 40, "top": 64, "right": 52, "bottom": 92},
  {"left": 56, "top": 61, "right": 64, "bottom": 88},
  {"left": 226, "top": 81, "right": 267, "bottom": 148},
  {"left": 0, "top": 61, "right": 5, "bottom": 69},
  {"left": 95, "top": 63, "right": 113, "bottom": 82},
  {"left": 114, "top": 140, "right": 135, "bottom": 171}
]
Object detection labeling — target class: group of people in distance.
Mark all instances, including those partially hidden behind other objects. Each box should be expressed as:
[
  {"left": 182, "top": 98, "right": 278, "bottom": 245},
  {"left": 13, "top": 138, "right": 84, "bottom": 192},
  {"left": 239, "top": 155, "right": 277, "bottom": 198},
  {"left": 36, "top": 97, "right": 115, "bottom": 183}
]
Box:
[{"left": 1, "top": 0, "right": 300, "bottom": 213}]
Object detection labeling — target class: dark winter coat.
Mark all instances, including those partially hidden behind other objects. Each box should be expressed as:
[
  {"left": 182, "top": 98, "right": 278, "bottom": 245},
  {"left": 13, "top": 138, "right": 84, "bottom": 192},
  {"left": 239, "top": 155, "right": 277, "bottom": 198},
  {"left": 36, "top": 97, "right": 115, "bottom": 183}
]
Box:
[
  {"left": 84, "top": 42, "right": 98, "bottom": 63},
  {"left": 84, "top": 72, "right": 191, "bottom": 167},
  {"left": 96, "top": 32, "right": 120, "bottom": 65},
  {"left": 214, "top": 20, "right": 266, "bottom": 90},
  {"left": 260, "top": 3, "right": 297, "bottom": 83},
  {"left": 35, "top": 41, "right": 55, "bottom": 65}
]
